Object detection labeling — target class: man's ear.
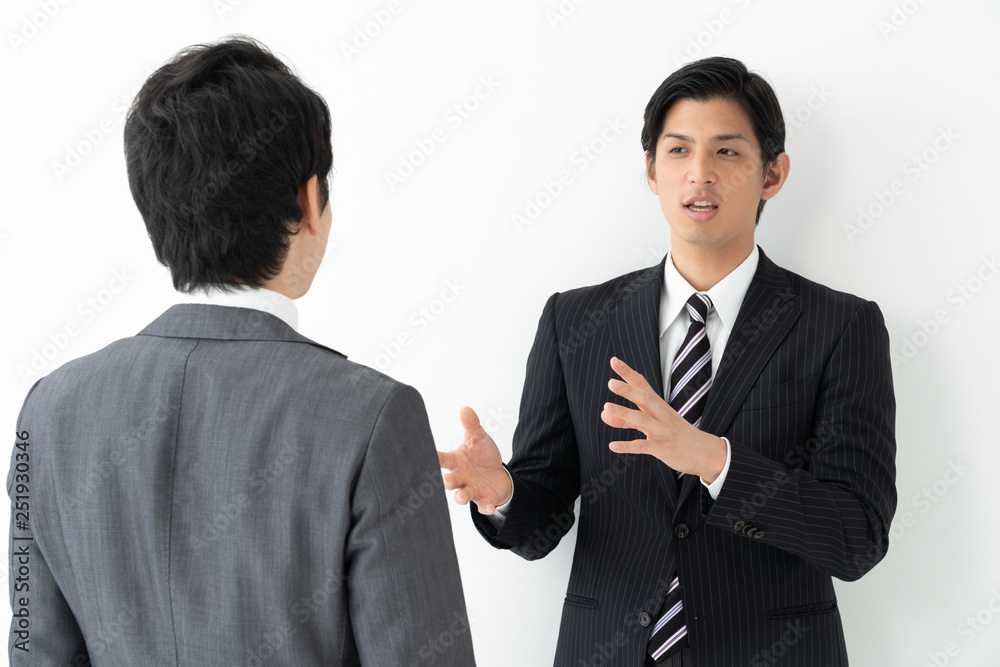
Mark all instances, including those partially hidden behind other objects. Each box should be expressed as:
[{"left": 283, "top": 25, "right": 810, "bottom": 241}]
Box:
[
  {"left": 761, "top": 153, "right": 790, "bottom": 202},
  {"left": 295, "top": 174, "right": 323, "bottom": 236},
  {"left": 646, "top": 152, "right": 659, "bottom": 195}
]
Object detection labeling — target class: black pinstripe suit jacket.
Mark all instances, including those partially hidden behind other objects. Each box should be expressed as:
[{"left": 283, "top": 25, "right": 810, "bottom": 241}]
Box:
[{"left": 473, "top": 247, "right": 897, "bottom": 666}]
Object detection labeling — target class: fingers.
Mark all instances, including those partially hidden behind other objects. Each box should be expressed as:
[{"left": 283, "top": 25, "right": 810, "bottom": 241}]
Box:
[
  {"left": 601, "top": 401, "right": 647, "bottom": 434},
  {"left": 607, "top": 377, "right": 644, "bottom": 407},
  {"left": 437, "top": 449, "right": 458, "bottom": 470},
  {"left": 451, "top": 487, "right": 495, "bottom": 514},
  {"left": 443, "top": 469, "right": 482, "bottom": 507},
  {"left": 608, "top": 357, "right": 658, "bottom": 415},
  {"left": 608, "top": 438, "right": 648, "bottom": 454},
  {"left": 609, "top": 357, "right": 652, "bottom": 391},
  {"left": 458, "top": 406, "right": 482, "bottom": 435}
]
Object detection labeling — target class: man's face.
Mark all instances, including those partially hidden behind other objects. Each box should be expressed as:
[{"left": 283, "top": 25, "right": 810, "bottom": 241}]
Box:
[{"left": 647, "top": 96, "right": 784, "bottom": 257}]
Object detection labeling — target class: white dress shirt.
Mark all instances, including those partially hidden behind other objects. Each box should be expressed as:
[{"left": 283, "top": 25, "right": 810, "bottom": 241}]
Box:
[
  {"left": 179, "top": 285, "right": 299, "bottom": 332},
  {"left": 490, "top": 245, "right": 759, "bottom": 524}
]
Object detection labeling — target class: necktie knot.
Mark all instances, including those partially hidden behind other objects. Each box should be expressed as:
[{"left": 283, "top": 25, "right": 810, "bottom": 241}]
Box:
[{"left": 685, "top": 293, "right": 712, "bottom": 325}]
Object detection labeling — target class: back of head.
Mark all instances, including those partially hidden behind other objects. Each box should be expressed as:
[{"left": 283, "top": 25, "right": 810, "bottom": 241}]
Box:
[
  {"left": 124, "top": 35, "right": 333, "bottom": 292},
  {"left": 640, "top": 56, "right": 785, "bottom": 224}
]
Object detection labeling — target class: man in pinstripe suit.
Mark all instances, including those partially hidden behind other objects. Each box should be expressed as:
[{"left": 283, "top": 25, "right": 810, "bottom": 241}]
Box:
[{"left": 439, "top": 57, "right": 896, "bottom": 665}]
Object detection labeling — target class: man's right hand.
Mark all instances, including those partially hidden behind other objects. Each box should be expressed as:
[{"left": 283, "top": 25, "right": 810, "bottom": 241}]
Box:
[{"left": 437, "top": 406, "right": 513, "bottom": 515}]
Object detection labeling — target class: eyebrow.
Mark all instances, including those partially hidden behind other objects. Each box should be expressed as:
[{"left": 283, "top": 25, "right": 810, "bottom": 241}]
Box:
[{"left": 663, "top": 132, "right": 751, "bottom": 144}]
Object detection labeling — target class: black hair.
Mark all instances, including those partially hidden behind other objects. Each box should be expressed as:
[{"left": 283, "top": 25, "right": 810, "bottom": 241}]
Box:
[
  {"left": 640, "top": 56, "right": 784, "bottom": 224},
  {"left": 124, "top": 35, "right": 333, "bottom": 291}
]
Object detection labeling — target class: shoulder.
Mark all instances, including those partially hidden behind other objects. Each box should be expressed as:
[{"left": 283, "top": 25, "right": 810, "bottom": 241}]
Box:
[
  {"left": 764, "top": 254, "right": 887, "bottom": 332},
  {"left": 19, "top": 336, "right": 142, "bottom": 410},
  {"left": 23, "top": 328, "right": 420, "bottom": 423},
  {"left": 295, "top": 345, "right": 422, "bottom": 411},
  {"left": 546, "top": 262, "right": 661, "bottom": 320}
]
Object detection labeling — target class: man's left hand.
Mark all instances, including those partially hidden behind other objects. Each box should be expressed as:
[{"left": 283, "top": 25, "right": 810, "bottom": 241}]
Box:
[{"left": 600, "top": 356, "right": 726, "bottom": 483}]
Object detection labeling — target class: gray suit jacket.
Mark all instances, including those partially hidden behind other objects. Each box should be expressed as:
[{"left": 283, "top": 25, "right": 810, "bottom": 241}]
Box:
[{"left": 8, "top": 304, "right": 476, "bottom": 666}]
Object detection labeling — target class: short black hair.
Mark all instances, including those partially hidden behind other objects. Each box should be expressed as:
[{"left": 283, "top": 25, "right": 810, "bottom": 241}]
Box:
[
  {"left": 124, "top": 35, "right": 333, "bottom": 292},
  {"left": 640, "top": 56, "right": 784, "bottom": 224}
]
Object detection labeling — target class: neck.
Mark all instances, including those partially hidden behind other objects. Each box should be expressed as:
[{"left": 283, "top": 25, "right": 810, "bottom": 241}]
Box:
[{"left": 669, "top": 237, "right": 754, "bottom": 291}]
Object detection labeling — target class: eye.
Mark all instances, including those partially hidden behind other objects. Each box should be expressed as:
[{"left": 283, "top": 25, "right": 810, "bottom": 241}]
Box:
[
  {"left": 668, "top": 146, "right": 687, "bottom": 154},
  {"left": 719, "top": 148, "right": 739, "bottom": 157}
]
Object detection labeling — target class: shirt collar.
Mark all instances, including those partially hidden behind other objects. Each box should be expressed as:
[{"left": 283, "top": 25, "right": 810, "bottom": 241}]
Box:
[
  {"left": 661, "top": 245, "right": 759, "bottom": 336},
  {"left": 178, "top": 285, "right": 299, "bottom": 332}
]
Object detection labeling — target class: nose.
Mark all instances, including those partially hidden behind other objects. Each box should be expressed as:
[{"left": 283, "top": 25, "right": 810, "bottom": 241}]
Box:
[{"left": 687, "top": 150, "right": 717, "bottom": 186}]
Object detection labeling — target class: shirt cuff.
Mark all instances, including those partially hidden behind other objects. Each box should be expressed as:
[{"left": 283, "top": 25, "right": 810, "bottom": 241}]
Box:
[
  {"left": 700, "top": 437, "right": 731, "bottom": 501},
  {"left": 485, "top": 467, "right": 515, "bottom": 529}
]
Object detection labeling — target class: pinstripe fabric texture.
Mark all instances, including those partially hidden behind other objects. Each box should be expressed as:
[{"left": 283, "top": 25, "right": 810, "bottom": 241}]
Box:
[{"left": 472, "top": 247, "right": 897, "bottom": 666}]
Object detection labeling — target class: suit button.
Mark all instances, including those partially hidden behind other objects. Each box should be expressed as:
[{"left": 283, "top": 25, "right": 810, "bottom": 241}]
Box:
[
  {"left": 754, "top": 531, "right": 765, "bottom": 539},
  {"left": 745, "top": 527, "right": 757, "bottom": 536},
  {"left": 733, "top": 520, "right": 746, "bottom": 531},
  {"left": 675, "top": 523, "right": 689, "bottom": 539},
  {"left": 639, "top": 612, "right": 651, "bottom": 627}
]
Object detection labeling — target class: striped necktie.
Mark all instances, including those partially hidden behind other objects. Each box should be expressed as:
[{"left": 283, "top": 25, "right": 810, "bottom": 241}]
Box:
[{"left": 647, "top": 292, "right": 713, "bottom": 663}]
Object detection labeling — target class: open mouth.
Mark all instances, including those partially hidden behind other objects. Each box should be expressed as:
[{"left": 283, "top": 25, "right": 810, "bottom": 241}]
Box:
[{"left": 685, "top": 199, "right": 718, "bottom": 213}]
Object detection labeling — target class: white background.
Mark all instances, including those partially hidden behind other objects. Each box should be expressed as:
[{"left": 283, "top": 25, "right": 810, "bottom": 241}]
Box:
[{"left": 2, "top": 0, "right": 999, "bottom": 665}]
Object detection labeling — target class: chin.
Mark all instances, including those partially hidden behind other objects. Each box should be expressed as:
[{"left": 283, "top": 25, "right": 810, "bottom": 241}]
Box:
[{"left": 670, "top": 225, "right": 719, "bottom": 246}]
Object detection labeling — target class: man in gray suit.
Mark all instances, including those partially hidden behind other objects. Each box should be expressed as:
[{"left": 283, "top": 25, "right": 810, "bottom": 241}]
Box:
[{"left": 8, "top": 36, "right": 475, "bottom": 666}]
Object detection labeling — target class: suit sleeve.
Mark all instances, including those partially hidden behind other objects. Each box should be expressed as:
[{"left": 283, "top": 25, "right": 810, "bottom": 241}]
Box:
[
  {"left": 471, "top": 292, "right": 582, "bottom": 560},
  {"left": 8, "top": 389, "right": 89, "bottom": 665},
  {"left": 706, "top": 299, "right": 897, "bottom": 581},
  {"left": 346, "top": 383, "right": 476, "bottom": 666}
]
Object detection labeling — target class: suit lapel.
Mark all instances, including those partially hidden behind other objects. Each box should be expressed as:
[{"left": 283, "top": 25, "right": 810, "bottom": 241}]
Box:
[
  {"left": 675, "top": 248, "right": 800, "bottom": 509},
  {"left": 607, "top": 255, "right": 680, "bottom": 511}
]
